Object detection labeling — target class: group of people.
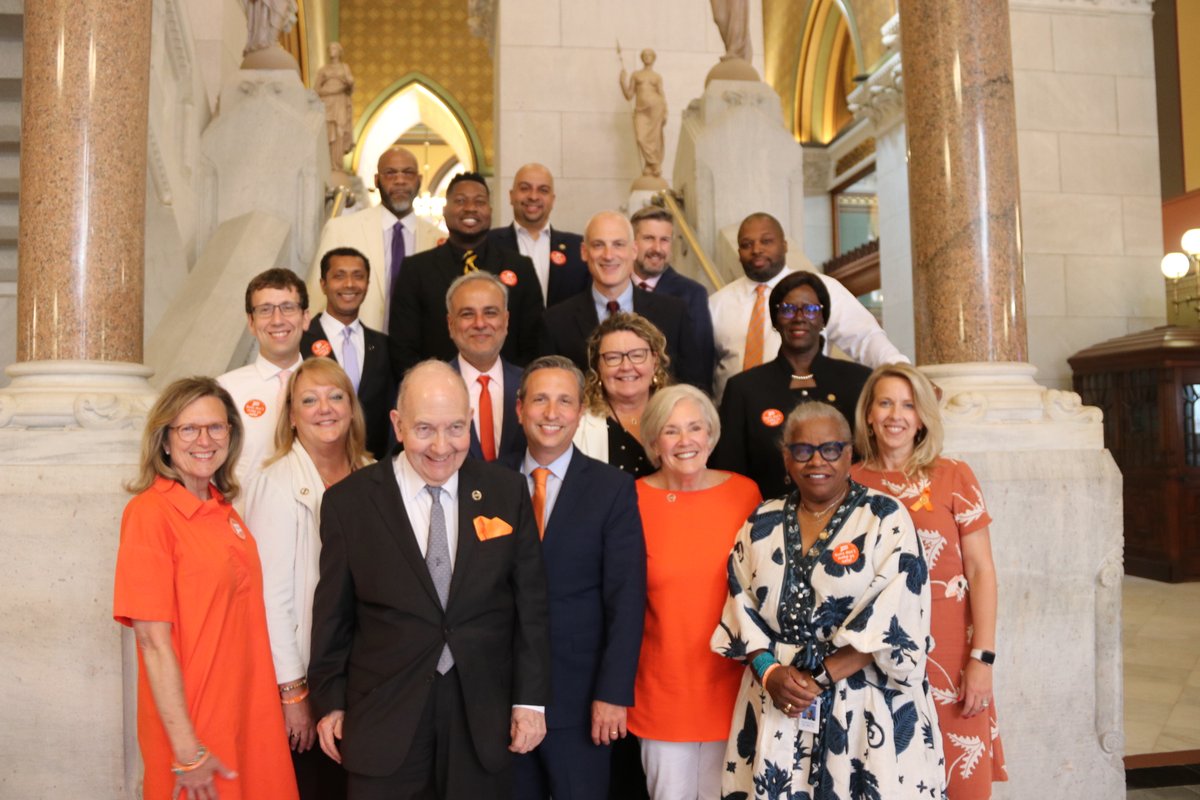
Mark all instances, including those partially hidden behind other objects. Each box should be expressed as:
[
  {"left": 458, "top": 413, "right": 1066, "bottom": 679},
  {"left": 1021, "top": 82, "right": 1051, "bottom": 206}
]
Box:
[{"left": 112, "top": 147, "right": 1007, "bottom": 800}]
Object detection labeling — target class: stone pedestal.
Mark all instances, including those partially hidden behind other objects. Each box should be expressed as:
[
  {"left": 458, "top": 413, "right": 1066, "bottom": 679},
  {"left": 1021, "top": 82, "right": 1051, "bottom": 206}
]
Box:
[
  {"left": 197, "top": 69, "right": 328, "bottom": 274},
  {"left": 672, "top": 79, "right": 803, "bottom": 285}
]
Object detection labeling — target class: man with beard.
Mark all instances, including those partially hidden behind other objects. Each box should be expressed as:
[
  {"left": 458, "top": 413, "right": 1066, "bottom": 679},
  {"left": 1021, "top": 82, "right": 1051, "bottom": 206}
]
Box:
[
  {"left": 629, "top": 206, "right": 714, "bottom": 389},
  {"left": 390, "top": 172, "right": 543, "bottom": 374},
  {"left": 708, "top": 212, "right": 907, "bottom": 400},
  {"left": 488, "top": 163, "right": 590, "bottom": 307},
  {"left": 308, "top": 146, "right": 442, "bottom": 330}
]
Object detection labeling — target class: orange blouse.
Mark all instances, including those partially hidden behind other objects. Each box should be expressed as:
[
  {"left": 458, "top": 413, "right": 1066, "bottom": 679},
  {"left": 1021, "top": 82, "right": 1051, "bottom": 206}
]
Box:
[
  {"left": 627, "top": 472, "right": 762, "bottom": 741},
  {"left": 113, "top": 477, "right": 298, "bottom": 800}
]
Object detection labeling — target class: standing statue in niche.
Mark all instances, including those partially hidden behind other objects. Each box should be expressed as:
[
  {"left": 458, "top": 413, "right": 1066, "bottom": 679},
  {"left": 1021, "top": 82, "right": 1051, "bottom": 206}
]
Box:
[
  {"left": 711, "top": 0, "right": 751, "bottom": 61},
  {"left": 619, "top": 49, "right": 667, "bottom": 179},
  {"left": 316, "top": 42, "right": 356, "bottom": 172},
  {"left": 243, "top": 0, "right": 297, "bottom": 56}
]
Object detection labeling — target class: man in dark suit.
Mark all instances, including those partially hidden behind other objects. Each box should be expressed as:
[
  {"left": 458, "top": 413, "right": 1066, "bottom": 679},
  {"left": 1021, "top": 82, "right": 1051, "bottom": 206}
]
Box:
[
  {"left": 390, "top": 172, "right": 544, "bottom": 374},
  {"left": 488, "top": 163, "right": 590, "bottom": 307},
  {"left": 509, "top": 356, "right": 646, "bottom": 800},
  {"left": 629, "top": 206, "right": 716, "bottom": 387},
  {"left": 300, "top": 246, "right": 397, "bottom": 459},
  {"left": 447, "top": 272, "right": 527, "bottom": 464},
  {"left": 309, "top": 360, "right": 551, "bottom": 798},
  {"left": 537, "top": 211, "right": 710, "bottom": 393}
]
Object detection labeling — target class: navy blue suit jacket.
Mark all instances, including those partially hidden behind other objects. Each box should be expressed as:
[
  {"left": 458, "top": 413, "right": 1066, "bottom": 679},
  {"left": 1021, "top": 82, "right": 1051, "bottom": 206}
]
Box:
[
  {"left": 452, "top": 356, "right": 527, "bottom": 465},
  {"left": 489, "top": 224, "right": 591, "bottom": 308},
  {"left": 650, "top": 266, "right": 715, "bottom": 389}
]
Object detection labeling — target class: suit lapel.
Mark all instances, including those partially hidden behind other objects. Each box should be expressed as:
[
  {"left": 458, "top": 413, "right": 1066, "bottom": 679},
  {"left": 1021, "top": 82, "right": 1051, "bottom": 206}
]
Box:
[
  {"left": 574, "top": 294, "right": 599, "bottom": 341},
  {"left": 543, "top": 449, "right": 588, "bottom": 542},
  {"left": 452, "top": 356, "right": 486, "bottom": 460},
  {"left": 367, "top": 460, "right": 441, "bottom": 608},
  {"left": 498, "top": 361, "right": 522, "bottom": 458},
  {"left": 447, "top": 462, "right": 483, "bottom": 605}
]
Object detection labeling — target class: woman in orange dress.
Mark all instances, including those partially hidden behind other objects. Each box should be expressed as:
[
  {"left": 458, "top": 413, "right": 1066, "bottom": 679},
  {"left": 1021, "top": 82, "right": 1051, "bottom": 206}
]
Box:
[
  {"left": 850, "top": 363, "right": 1008, "bottom": 798},
  {"left": 627, "top": 384, "right": 761, "bottom": 800},
  {"left": 113, "top": 377, "right": 298, "bottom": 800}
]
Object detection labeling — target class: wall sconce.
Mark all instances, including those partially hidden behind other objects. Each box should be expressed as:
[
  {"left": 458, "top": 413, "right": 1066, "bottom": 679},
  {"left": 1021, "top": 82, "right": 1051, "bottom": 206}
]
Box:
[{"left": 1161, "top": 228, "right": 1200, "bottom": 323}]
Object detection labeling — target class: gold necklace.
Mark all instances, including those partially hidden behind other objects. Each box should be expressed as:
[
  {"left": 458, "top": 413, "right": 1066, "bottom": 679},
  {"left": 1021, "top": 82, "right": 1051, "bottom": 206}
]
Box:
[{"left": 800, "top": 485, "right": 847, "bottom": 518}]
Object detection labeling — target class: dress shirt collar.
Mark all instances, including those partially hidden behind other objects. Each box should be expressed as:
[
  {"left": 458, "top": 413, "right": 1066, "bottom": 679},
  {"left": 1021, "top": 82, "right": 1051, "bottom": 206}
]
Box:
[
  {"left": 394, "top": 451, "right": 461, "bottom": 504},
  {"left": 515, "top": 222, "right": 552, "bottom": 244},
  {"left": 317, "top": 314, "right": 362, "bottom": 339},
  {"left": 458, "top": 356, "right": 503, "bottom": 386},
  {"left": 741, "top": 265, "right": 793, "bottom": 297},
  {"left": 591, "top": 281, "right": 634, "bottom": 315},
  {"left": 253, "top": 353, "right": 304, "bottom": 381},
  {"left": 153, "top": 475, "right": 225, "bottom": 519},
  {"left": 379, "top": 204, "right": 414, "bottom": 232},
  {"left": 635, "top": 272, "right": 662, "bottom": 291},
  {"left": 522, "top": 444, "right": 574, "bottom": 479}
]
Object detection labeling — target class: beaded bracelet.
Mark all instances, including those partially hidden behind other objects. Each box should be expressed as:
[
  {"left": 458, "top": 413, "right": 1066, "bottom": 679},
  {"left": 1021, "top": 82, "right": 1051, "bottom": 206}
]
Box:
[
  {"left": 281, "top": 688, "right": 310, "bottom": 705},
  {"left": 278, "top": 678, "right": 307, "bottom": 694},
  {"left": 750, "top": 651, "right": 778, "bottom": 680},
  {"left": 171, "top": 744, "right": 210, "bottom": 776}
]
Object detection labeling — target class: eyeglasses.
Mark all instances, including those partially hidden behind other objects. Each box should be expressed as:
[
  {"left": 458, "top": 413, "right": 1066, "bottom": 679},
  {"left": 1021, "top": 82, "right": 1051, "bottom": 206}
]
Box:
[
  {"left": 251, "top": 302, "right": 303, "bottom": 319},
  {"left": 169, "top": 423, "right": 230, "bottom": 442},
  {"left": 599, "top": 348, "right": 652, "bottom": 367},
  {"left": 776, "top": 303, "right": 823, "bottom": 321},
  {"left": 785, "top": 440, "right": 849, "bottom": 462}
]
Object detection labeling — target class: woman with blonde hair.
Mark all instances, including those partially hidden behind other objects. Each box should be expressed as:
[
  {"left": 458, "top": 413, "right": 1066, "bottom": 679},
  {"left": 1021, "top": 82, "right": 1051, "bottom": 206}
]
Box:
[
  {"left": 851, "top": 362, "right": 1007, "bottom": 798},
  {"left": 244, "top": 357, "right": 373, "bottom": 800},
  {"left": 573, "top": 311, "right": 673, "bottom": 478},
  {"left": 114, "top": 377, "right": 297, "bottom": 800}
]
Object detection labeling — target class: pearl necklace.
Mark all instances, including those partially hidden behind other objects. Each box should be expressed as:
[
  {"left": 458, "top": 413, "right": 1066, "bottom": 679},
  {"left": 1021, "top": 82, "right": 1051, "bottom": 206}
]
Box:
[{"left": 791, "top": 372, "right": 814, "bottom": 381}]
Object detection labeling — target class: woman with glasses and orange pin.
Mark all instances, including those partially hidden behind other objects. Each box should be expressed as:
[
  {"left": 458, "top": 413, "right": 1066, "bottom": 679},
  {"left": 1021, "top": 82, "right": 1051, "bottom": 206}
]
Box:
[
  {"left": 573, "top": 312, "right": 673, "bottom": 479},
  {"left": 851, "top": 363, "right": 1007, "bottom": 798},
  {"left": 712, "top": 401, "right": 946, "bottom": 800},
  {"left": 113, "top": 377, "right": 298, "bottom": 800},
  {"left": 712, "top": 270, "right": 871, "bottom": 499}
]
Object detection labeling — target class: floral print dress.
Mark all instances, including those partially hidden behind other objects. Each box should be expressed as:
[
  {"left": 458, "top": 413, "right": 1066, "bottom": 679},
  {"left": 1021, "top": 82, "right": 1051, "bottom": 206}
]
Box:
[
  {"left": 711, "top": 481, "right": 947, "bottom": 800},
  {"left": 851, "top": 458, "right": 1007, "bottom": 798}
]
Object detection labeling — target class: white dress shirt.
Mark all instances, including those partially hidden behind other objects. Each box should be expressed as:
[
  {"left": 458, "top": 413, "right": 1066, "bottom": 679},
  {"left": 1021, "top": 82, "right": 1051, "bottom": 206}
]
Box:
[
  {"left": 520, "top": 446, "right": 574, "bottom": 525},
  {"left": 514, "top": 223, "right": 553, "bottom": 303},
  {"left": 381, "top": 206, "right": 417, "bottom": 298},
  {"left": 459, "top": 358, "right": 504, "bottom": 455},
  {"left": 393, "top": 452, "right": 461, "bottom": 568},
  {"left": 635, "top": 273, "right": 662, "bottom": 291},
  {"left": 317, "top": 314, "right": 365, "bottom": 377},
  {"left": 708, "top": 268, "right": 910, "bottom": 400},
  {"left": 592, "top": 281, "right": 634, "bottom": 320},
  {"left": 218, "top": 353, "right": 304, "bottom": 504}
]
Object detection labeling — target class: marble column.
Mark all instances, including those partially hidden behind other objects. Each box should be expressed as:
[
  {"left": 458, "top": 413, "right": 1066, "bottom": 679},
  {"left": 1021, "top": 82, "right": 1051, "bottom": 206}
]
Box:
[
  {"left": 898, "top": 0, "right": 1026, "bottom": 365},
  {"left": 1, "top": 0, "right": 156, "bottom": 428}
]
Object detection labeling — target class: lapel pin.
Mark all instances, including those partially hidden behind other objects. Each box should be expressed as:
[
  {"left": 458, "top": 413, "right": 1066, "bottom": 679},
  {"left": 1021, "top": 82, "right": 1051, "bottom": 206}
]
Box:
[
  {"left": 300, "top": 487, "right": 310, "bottom": 495},
  {"left": 472, "top": 490, "right": 482, "bottom": 501}
]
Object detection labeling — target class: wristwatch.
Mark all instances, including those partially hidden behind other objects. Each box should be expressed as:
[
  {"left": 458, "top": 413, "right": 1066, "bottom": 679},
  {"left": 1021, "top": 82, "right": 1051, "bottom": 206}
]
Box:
[{"left": 970, "top": 648, "right": 995, "bottom": 665}]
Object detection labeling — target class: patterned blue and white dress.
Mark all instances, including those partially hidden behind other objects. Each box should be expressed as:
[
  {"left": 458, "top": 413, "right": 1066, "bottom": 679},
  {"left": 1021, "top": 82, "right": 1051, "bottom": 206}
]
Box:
[{"left": 711, "top": 481, "right": 947, "bottom": 800}]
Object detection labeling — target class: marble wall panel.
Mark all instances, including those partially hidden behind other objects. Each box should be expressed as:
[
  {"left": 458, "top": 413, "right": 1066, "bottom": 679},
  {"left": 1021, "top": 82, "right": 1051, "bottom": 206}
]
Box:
[
  {"left": 876, "top": 124, "right": 915, "bottom": 361},
  {"left": 1116, "top": 77, "right": 1160, "bottom": 137},
  {"left": 1014, "top": 71, "right": 1118, "bottom": 134},
  {"left": 1024, "top": 254, "right": 1067, "bottom": 317},
  {"left": 802, "top": 194, "right": 833, "bottom": 269},
  {"left": 1027, "top": 313, "right": 1129, "bottom": 390},
  {"left": 1050, "top": 11, "right": 1155, "bottom": 77},
  {"left": 0, "top": 285, "right": 13, "bottom": 388},
  {"left": 546, "top": 177, "right": 638, "bottom": 235},
  {"left": 1017, "top": 130, "right": 1061, "bottom": 192},
  {"left": 1123, "top": 196, "right": 1169, "bottom": 256},
  {"left": 1058, "top": 133, "right": 1160, "bottom": 196},
  {"left": 1009, "top": 11, "right": 1054, "bottom": 71},
  {"left": 498, "top": 0, "right": 563, "bottom": 47},
  {"left": 1065, "top": 255, "right": 1166, "bottom": 318},
  {"left": 1020, "top": 193, "right": 1124, "bottom": 255}
]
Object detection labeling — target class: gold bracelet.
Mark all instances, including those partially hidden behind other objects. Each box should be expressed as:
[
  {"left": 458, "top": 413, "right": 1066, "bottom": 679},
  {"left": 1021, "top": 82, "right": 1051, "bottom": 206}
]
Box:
[
  {"left": 281, "top": 688, "right": 310, "bottom": 705},
  {"left": 171, "top": 744, "right": 209, "bottom": 775},
  {"left": 278, "top": 678, "right": 308, "bottom": 694}
]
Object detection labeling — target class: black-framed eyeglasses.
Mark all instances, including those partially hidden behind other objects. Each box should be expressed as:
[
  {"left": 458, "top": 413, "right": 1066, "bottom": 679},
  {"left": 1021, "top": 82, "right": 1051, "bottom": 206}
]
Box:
[
  {"left": 169, "top": 423, "right": 231, "bottom": 442},
  {"left": 776, "top": 303, "right": 823, "bottom": 322},
  {"left": 251, "top": 302, "right": 303, "bottom": 319},
  {"left": 785, "top": 440, "right": 849, "bottom": 462},
  {"left": 600, "top": 348, "right": 652, "bottom": 367}
]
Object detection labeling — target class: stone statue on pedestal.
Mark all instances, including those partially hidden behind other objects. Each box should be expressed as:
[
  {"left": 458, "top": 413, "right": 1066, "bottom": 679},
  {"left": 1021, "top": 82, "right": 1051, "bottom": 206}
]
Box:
[
  {"left": 711, "top": 0, "right": 751, "bottom": 61},
  {"left": 242, "top": 0, "right": 297, "bottom": 56},
  {"left": 619, "top": 49, "right": 667, "bottom": 179},
  {"left": 316, "top": 42, "right": 355, "bottom": 173}
]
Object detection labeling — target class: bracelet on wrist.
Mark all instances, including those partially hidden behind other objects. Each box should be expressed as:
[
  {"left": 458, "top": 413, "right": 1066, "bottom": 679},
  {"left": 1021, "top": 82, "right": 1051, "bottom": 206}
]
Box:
[
  {"left": 281, "top": 688, "right": 310, "bottom": 705},
  {"left": 761, "top": 662, "right": 782, "bottom": 687},
  {"left": 278, "top": 678, "right": 308, "bottom": 694},
  {"left": 810, "top": 659, "right": 832, "bottom": 690},
  {"left": 750, "top": 651, "right": 779, "bottom": 680},
  {"left": 171, "top": 744, "right": 210, "bottom": 775}
]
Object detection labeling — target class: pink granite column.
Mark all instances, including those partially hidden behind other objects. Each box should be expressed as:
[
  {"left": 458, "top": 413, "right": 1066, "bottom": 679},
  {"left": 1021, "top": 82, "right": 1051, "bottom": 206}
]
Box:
[
  {"left": 898, "top": 0, "right": 1027, "bottom": 364},
  {"left": 17, "top": 0, "right": 152, "bottom": 363}
]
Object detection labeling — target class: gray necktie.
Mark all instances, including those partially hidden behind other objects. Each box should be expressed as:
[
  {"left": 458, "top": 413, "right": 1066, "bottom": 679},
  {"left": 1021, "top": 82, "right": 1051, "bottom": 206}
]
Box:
[
  {"left": 425, "top": 485, "right": 454, "bottom": 673},
  {"left": 341, "top": 327, "right": 361, "bottom": 392}
]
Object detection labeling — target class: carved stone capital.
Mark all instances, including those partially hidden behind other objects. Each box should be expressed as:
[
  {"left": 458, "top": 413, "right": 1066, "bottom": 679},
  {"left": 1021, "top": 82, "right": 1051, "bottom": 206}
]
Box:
[
  {"left": 847, "top": 52, "right": 904, "bottom": 131},
  {"left": 0, "top": 361, "right": 156, "bottom": 430}
]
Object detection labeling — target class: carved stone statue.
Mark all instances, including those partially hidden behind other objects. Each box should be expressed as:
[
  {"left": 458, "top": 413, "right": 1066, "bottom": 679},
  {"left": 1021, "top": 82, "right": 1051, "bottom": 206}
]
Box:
[
  {"left": 316, "top": 42, "right": 355, "bottom": 171},
  {"left": 242, "top": 0, "right": 297, "bottom": 56},
  {"left": 619, "top": 49, "right": 667, "bottom": 179},
  {"left": 711, "top": 0, "right": 751, "bottom": 62}
]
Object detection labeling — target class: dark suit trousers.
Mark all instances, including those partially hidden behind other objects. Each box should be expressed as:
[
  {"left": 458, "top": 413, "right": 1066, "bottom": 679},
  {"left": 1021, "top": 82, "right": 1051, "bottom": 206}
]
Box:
[
  {"left": 513, "top": 725, "right": 612, "bottom": 800},
  {"left": 347, "top": 667, "right": 510, "bottom": 800},
  {"left": 293, "top": 742, "right": 347, "bottom": 800}
]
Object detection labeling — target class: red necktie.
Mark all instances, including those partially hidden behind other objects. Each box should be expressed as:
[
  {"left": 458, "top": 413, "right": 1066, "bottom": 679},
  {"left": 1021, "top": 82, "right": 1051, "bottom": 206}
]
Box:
[
  {"left": 532, "top": 467, "right": 550, "bottom": 538},
  {"left": 606, "top": 300, "right": 620, "bottom": 317},
  {"left": 477, "top": 375, "right": 496, "bottom": 461}
]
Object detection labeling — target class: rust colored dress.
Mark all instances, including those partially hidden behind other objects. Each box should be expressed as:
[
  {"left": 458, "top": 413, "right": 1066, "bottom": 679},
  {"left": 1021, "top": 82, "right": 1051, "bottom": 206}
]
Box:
[
  {"left": 626, "top": 472, "right": 762, "bottom": 741},
  {"left": 852, "top": 457, "right": 1008, "bottom": 799},
  {"left": 113, "top": 477, "right": 299, "bottom": 800}
]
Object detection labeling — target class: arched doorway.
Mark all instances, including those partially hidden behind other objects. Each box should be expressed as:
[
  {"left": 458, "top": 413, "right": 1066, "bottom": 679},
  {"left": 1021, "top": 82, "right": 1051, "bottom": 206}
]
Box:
[{"left": 795, "top": 0, "right": 863, "bottom": 145}]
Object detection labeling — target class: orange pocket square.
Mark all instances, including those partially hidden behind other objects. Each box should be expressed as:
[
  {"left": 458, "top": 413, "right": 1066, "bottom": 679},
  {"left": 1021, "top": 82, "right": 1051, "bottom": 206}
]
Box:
[{"left": 474, "top": 515, "right": 514, "bottom": 541}]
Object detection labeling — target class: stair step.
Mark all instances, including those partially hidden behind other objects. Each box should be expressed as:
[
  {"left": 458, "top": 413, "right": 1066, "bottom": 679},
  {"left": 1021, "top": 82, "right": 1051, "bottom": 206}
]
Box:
[{"left": 0, "top": 243, "right": 14, "bottom": 282}]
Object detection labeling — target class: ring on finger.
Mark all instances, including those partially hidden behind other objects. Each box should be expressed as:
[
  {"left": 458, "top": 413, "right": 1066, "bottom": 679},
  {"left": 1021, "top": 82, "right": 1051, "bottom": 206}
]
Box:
[{"left": 783, "top": 703, "right": 793, "bottom": 713}]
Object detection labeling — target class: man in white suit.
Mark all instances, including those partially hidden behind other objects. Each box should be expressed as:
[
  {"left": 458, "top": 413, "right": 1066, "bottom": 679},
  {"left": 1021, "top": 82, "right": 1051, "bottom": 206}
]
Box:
[{"left": 307, "top": 145, "right": 443, "bottom": 330}]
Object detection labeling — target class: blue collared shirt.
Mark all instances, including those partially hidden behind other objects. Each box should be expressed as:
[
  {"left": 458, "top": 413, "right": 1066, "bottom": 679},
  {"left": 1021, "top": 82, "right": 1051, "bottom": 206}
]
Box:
[
  {"left": 591, "top": 281, "right": 634, "bottom": 321},
  {"left": 520, "top": 445, "right": 575, "bottom": 528}
]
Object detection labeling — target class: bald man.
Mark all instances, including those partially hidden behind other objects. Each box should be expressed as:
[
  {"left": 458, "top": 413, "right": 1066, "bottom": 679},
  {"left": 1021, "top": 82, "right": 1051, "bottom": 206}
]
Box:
[
  {"left": 488, "top": 163, "right": 590, "bottom": 307},
  {"left": 537, "top": 211, "right": 710, "bottom": 392},
  {"left": 308, "top": 146, "right": 444, "bottom": 330},
  {"left": 309, "top": 360, "right": 551, "bottom": 798}
]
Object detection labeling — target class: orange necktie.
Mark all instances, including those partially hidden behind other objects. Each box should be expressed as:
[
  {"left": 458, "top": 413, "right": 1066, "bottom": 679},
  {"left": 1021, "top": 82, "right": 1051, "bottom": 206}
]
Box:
[
  {"left": 477, "top": 375, "right": 496, "bottom": 461},
  {"left": 743, "top": 284, "right": 768, "bottom": 370},
  {"left": 532, "top": 467, "right": 550, "bottom": 538}
]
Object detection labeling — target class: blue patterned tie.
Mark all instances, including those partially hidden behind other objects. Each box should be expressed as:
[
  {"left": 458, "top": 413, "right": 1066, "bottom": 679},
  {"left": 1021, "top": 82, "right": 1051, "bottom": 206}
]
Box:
[
  {"left": 425, "top": 485, "right": 454, "bottom": 673},
  {"left": 341, "top": 327, "right": 361, "bottom": 392}
]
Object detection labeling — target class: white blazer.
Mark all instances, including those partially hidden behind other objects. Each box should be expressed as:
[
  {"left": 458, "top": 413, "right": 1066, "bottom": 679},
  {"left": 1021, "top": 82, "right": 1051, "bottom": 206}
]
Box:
[
  {"left": 571, "top": 412, "right": 610, "bottom": 465},
  {"left": 306, "top": 204, "right": 443, "bottom": 330},
  {"left": 244, "top": 443, "right": 325, "bottom": 684}
]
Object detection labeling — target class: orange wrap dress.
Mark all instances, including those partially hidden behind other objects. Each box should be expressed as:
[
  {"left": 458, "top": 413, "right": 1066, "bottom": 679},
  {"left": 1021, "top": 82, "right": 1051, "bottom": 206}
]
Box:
[
  {"left": 113, "top": 477, "right": 299, "bottom": 800},
  {"left": 627, "top": 473, "right": 762, "bottom": 741},
  {"left": 852, "top": 457, "right": 1007, "bottom": 798}
]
